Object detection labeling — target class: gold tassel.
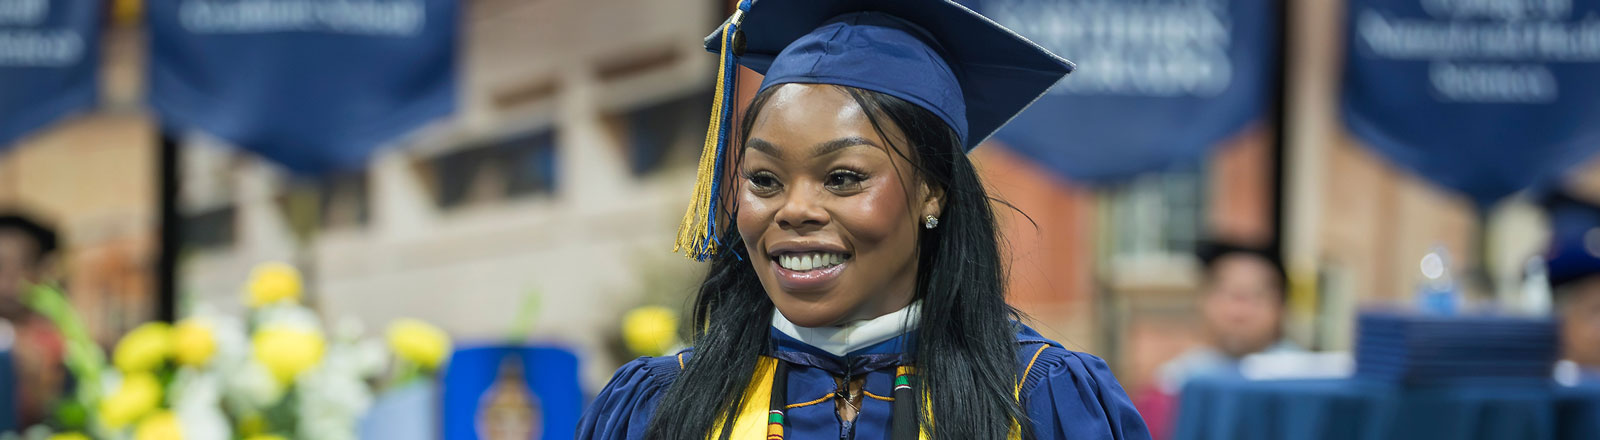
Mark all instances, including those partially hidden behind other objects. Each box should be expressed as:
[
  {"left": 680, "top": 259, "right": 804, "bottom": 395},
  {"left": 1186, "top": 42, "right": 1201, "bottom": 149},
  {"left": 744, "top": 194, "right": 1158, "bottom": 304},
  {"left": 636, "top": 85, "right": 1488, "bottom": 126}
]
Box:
[{"left": 675, "top": 18, "right": 738, "bottom": 260}]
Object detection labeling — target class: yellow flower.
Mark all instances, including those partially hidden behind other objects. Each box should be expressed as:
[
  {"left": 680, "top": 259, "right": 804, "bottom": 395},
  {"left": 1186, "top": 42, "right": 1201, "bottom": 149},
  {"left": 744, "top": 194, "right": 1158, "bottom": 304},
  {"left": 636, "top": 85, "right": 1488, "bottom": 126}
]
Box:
[
  {"left": 114, "top": 322, "right": 173, "bottom": 372},
  {"left": 100, "top": 372, "right": 163, "bottom": 429},
  {"left": 173, "top": 318, "right": 218, "bottom": 367},
  {"left": 49, "top": 433, "right": 91, "bottom": 440},
  {"left": 134, "top": 411, "right": 183, "bottom": 440},
  {"left": 622, "top": 306, "right": 680, "bottom": 357},
  {"left": 252, "top": 325, "right": 325, "bottom": 383},
  {"left": 387, "top": 319, "right": 452, "bottom": 370},
  {"left": 246, "top": 262, "right": 303, "bottom": 308}
]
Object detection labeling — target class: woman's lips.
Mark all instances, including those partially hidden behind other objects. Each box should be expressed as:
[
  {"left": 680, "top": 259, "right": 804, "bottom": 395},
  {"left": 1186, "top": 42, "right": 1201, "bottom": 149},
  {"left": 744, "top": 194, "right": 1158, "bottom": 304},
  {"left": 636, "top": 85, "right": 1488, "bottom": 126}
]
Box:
[{"left": 771, "top": 259, "right": 847, "bottom": 293}]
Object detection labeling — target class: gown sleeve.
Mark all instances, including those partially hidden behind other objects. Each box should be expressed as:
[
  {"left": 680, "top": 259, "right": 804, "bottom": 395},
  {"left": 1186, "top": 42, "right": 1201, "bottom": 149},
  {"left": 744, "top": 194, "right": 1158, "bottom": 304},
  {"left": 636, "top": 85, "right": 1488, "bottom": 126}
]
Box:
[
  {"left": 1020, "top": 347, "right": 1154, "bottom": 440},
  {"left": 576, "top": 354, "right": 683, "bottom": 440}
]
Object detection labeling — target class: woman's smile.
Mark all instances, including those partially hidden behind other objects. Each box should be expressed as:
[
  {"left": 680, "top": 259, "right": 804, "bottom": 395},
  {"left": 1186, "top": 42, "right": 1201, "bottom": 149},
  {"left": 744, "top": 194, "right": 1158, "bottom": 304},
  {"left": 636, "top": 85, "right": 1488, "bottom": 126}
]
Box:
[{"left": 767, "top": 243, "right": 854, "bottom": 292}]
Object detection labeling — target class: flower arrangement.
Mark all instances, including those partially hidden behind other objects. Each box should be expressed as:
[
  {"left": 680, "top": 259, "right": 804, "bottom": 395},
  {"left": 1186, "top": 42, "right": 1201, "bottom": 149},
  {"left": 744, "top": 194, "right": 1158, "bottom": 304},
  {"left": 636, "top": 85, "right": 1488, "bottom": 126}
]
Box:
[
  {"left": 14, "top": 263, "right": 453, "bottom": 440},
  {"left": 620, "top": 305, "right": 681, "bottom": 358}
]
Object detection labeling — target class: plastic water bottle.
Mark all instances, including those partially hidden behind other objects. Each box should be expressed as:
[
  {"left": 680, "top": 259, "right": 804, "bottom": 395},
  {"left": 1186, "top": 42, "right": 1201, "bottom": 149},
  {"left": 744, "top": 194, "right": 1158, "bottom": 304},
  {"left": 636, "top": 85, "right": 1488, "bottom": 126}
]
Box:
[
  {"left": 1417, "top": 246, "right": 1460, "bottom": 315},
  {"left": 1518, "top": 256, "right": 1552, "bottom": 315}
]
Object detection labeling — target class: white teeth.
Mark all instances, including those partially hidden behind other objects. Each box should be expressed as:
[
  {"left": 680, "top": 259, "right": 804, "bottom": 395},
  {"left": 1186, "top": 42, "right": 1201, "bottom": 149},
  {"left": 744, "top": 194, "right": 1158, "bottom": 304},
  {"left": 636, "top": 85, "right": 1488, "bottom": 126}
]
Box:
[{"left": 777, "top": 252, "right": 848, "bottom": 271}]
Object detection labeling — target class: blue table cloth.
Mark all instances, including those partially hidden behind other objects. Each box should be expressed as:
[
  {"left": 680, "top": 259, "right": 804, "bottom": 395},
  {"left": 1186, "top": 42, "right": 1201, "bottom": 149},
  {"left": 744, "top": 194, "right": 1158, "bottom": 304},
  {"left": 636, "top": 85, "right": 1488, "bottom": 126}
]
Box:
[
  {"left": 0, "top": 350, "right": 13, "bottom": 432},
  {"left": 1174, "top": 375, "right": 1600, "bottom": 440}
]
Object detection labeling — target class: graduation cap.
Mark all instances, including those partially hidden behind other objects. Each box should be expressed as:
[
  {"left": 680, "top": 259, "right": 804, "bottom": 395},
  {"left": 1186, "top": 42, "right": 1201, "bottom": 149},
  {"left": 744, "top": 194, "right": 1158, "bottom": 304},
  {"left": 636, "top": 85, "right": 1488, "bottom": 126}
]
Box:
[{"left": 676, "top": 0, "right": 1075, "bottom": 260}]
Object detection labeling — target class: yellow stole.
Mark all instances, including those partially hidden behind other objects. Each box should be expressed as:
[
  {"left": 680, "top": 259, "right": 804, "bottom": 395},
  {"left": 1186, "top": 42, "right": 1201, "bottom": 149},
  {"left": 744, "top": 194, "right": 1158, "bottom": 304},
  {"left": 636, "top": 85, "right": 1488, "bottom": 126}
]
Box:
[{"left": 707, "top": 356, "right": 1028, "bottom": 439}]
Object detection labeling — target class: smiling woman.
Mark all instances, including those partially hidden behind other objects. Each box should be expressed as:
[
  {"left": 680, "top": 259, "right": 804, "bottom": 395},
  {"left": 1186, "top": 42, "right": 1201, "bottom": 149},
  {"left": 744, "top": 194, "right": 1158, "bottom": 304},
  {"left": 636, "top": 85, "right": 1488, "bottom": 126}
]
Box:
[{"left": 576, "top": 1, "right": 1152, "bottom": 439}]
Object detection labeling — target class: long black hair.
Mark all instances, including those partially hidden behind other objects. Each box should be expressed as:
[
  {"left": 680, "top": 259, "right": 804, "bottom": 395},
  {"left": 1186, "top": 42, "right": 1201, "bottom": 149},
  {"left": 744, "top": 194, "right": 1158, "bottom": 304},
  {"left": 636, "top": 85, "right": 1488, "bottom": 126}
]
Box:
[{"left": 644, "top": 85, "right": 1029, "bottom": 439}]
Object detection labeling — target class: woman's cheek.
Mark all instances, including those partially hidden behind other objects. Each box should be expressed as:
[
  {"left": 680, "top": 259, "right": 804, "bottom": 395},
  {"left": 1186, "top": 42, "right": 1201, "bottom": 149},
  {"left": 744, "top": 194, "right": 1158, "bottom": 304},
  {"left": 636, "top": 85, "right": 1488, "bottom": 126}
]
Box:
[{"left": 736, "top": 193, "right": 772, "bottom": 242}]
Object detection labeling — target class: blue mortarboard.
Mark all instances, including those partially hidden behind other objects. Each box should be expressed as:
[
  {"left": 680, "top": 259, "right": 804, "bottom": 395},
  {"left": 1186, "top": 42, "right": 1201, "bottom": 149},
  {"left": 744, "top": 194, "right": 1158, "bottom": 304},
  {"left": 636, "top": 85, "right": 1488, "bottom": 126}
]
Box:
[
  {"left": 1544, "top": 191, "right": 1600, "bottom": 290},
  {"left": 675, "top": 0, "right": 1074, "bottom": 260}
]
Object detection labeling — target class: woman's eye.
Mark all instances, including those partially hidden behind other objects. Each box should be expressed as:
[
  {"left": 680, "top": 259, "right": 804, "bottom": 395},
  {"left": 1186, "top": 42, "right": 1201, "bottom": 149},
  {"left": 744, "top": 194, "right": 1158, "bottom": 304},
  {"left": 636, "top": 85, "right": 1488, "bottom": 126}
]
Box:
[
  {"left": 745, "top": 172, "right": 780, "bottom": 192},
  {"left": 826, "top": 170, "right": 866, "bottom": 190}
]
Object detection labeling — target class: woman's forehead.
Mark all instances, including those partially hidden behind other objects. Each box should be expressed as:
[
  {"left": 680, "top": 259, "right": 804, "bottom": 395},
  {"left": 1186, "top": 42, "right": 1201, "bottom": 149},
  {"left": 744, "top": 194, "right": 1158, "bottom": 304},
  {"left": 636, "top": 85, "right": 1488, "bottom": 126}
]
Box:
[
  {"left": 758, "top": 84, "right": 869, "bottom": 132},
  {"left": 748, "top": 84, "right": 910, "bottom": 155}
]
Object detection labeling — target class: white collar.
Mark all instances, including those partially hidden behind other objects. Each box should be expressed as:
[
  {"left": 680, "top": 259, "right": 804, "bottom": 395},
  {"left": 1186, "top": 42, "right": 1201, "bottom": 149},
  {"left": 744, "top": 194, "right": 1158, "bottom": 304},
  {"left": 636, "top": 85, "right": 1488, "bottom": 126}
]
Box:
[{"left": 771, "top": 301, "right": 921, "bottom": 357}]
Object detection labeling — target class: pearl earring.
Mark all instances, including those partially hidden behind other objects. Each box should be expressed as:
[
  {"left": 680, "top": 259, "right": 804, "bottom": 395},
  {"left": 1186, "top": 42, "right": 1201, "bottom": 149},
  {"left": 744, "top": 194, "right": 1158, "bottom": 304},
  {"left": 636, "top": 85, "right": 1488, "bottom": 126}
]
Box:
[{"left": 924, "top": 215, "right": 939, "bottom": 229}]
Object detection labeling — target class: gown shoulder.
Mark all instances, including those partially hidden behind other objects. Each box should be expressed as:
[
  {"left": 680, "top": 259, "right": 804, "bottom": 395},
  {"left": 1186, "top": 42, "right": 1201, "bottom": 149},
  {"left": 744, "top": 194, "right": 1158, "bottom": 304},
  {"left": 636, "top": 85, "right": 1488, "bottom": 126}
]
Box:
[
  {"left": 574, "top": 352, "right": 689, "bottom": 440},
  {"left": 1015, "top": 326, "right": 1154, "bottom": 440}
]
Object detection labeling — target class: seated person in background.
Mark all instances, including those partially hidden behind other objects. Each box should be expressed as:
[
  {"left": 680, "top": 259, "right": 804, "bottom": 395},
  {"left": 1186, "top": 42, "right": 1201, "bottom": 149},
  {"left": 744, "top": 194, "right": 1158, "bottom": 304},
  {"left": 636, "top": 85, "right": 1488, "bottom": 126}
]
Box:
[
  {"left": 1541, "top": 191, "right": 1600, "bottom": 382},
  {"left": 1136, "top": 241, "right": 1300, "bottom": 439},
  {"left": 0, "top": 213, "right": 66, "bottom": 428}
]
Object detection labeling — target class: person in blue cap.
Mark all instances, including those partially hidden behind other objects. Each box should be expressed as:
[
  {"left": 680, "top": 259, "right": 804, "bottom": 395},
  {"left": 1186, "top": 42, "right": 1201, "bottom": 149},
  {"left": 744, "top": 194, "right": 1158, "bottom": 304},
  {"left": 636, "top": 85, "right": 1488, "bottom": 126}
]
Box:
[
  {"left": 1542, "top": 191, "right": 1600, "bottom": 382},
  {"left": 577, "top": 0, "right": 1150, "bottom": 438}
]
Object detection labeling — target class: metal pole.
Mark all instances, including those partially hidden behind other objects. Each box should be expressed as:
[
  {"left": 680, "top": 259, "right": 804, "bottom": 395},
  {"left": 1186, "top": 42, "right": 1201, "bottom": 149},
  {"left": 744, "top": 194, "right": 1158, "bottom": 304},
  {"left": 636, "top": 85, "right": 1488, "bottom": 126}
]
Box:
[{"left": 156, "top": 131, "right": 180, "bottom": 323}]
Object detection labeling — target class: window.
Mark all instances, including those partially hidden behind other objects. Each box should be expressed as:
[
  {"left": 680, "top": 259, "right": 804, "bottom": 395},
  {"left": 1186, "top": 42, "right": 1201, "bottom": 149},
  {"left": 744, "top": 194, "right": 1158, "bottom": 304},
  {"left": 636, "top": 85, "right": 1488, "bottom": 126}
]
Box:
[
  {"left": 271, "top": 171, "right": 371, "bottom": 234},
  {"left": 427, "top": 129, "right": 559, "bottom": 210},
  {"left": 1105, "top": 167, "right": 1207, "bottom": 259},
  {"left": 182, "top": 206, "right": 237, "bottom": 251},
  {"left": 620, "top": 90, "right": 712, "bottom": 177}
]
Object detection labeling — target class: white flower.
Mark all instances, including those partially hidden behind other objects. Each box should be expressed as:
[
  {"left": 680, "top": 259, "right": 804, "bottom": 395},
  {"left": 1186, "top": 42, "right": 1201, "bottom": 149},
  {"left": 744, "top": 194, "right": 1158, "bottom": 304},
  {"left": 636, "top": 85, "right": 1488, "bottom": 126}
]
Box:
[
  {"left": 167, "top": 369, "right": 232, "bottom": 440},
  {"left": 351, "top": 339, "right": 389, "bottom": 378},
  {"left": 254, "top": 304, "right": 323, "bottom": 332},
  {"left": 223, "top": 361, "right": 284, "bottom": 413},
  {"left": 294, "top": 366, "right": 372, "bottom": 440},
  {"left": 290, "top": 338, "right": 378, "bottom": 440},
  {"left": 334, "top": 316, "right": 366, "bottom": 344},
  {"left": 209, "top": 314, "right": 250, "bottom": 367},
  {"left": 176, "top": 402, "right": 230, "bottom": 440},
  {"left": 170, "top": 369, "right": 219, "bottom": 408}
]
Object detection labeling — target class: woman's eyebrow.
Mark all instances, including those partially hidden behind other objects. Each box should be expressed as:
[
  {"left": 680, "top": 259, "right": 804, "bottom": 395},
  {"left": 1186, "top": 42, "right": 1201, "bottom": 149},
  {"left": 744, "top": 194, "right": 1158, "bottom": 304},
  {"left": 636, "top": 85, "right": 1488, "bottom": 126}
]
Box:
[
  {"left": 812, "top": 136, "right": 878, "bottom": 158},
  {"left": 746, "top": 136, "right": 878, "bottom": 160}
]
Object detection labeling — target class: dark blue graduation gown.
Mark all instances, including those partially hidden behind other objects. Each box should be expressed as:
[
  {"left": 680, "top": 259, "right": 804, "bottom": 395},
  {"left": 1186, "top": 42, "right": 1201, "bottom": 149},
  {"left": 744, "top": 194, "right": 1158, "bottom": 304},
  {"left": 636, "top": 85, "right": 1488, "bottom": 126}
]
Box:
[{"left": 577, "top": 324, "right": 1152, "bottom": 439}]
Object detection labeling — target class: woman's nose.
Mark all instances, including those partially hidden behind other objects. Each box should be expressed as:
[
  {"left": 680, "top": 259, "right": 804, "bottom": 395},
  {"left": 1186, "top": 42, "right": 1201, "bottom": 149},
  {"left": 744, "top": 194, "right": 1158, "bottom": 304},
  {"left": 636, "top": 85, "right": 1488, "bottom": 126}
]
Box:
[{"left": 775, "top": 186, "right": 829, "bottom": 231}]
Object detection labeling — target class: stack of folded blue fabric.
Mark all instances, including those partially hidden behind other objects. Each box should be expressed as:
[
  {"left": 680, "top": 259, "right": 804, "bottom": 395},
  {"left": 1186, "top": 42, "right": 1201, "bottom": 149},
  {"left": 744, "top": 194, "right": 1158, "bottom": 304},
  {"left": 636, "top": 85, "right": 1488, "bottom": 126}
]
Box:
[{"left": 1355, "top": 311, "right": 1559, "bottom": 384}]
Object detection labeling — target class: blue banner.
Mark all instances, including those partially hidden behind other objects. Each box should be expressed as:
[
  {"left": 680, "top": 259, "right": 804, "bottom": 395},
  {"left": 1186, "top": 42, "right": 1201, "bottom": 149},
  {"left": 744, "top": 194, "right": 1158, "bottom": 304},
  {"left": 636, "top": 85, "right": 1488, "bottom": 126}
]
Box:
[
  {"left": 0, "top": 0, "right": 99, "bottom": 149},
  {"left": 1343, "top": 0, "right": 1600, "bottom": 206},
  {"left": 962, "top": 0, "right": 1277, "bottom": 183},
  {"left": 147, "top": 0, "right": 457, "bottom": 174},
  {"left": 442, "top": 345, "right": 584, "bottom": 440}
]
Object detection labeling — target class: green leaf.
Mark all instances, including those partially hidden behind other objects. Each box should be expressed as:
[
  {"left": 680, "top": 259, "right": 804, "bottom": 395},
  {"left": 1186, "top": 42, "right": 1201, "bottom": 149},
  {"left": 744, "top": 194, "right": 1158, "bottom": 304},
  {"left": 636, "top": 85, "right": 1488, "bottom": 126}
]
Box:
[
  {"left": 506, "top": 290, "right": 542, "bottom": 345},
  {"left": 52, "top": 400, "right": 88, "bottom": 430},
  {"left": 21, "top": 284, "right": 105, "bottom": 406}
]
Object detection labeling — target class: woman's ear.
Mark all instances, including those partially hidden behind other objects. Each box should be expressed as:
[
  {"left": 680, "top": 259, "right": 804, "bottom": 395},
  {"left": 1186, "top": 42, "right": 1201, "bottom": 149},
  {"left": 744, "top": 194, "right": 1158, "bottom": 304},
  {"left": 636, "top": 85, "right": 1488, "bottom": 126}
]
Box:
[{"left": 921, "top": 181, "right": 945, "bottom": 221}]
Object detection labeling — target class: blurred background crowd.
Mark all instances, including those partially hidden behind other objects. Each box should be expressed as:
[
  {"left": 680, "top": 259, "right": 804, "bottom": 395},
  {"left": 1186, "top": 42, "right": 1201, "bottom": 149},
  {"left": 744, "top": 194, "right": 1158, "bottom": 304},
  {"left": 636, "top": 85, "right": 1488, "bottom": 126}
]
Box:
[{"left": 3, "top": 0, "right": 1600, "bottom": 439}]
